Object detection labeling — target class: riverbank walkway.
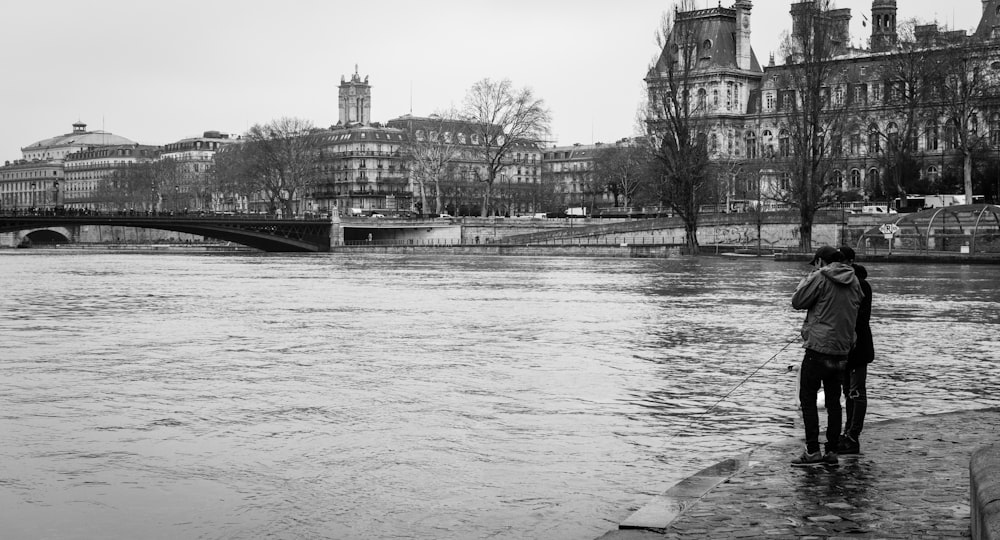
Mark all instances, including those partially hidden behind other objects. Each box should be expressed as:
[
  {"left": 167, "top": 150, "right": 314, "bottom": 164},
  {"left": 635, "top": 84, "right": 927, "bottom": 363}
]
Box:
[{"left": 600, "top": 408, "right": 1000, "bottom": 539}]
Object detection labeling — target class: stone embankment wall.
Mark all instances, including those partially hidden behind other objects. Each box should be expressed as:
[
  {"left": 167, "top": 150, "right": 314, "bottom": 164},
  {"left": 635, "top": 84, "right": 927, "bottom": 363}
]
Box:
[{"left": 972, "top": 445, "right": 1000, "bottom": 540}]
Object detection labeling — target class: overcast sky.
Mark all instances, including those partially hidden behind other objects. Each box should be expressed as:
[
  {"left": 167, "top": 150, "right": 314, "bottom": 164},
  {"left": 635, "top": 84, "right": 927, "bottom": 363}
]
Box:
[{"left": 0, "top": 1, "right": 982, "bottom": 161}]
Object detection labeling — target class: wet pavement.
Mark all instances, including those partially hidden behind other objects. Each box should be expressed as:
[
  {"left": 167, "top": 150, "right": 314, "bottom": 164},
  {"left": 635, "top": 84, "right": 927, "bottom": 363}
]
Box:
[{"left": 600, "top": 408, "right": 1000, "bottom": 540}]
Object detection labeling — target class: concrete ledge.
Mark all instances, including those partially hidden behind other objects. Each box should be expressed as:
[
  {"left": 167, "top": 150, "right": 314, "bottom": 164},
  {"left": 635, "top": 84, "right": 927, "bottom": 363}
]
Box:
[
  {"left": 972, "top": 445, "right": 1000, "bottom": 540},
  {"left": 596, "top": 455, "right": 748, "bottom": 538}
]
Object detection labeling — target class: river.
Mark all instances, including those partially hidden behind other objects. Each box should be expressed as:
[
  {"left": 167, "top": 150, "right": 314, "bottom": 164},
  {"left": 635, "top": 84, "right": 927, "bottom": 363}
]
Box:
[{"left": 1, "top": 252, "right": 998, "bottom": 539}]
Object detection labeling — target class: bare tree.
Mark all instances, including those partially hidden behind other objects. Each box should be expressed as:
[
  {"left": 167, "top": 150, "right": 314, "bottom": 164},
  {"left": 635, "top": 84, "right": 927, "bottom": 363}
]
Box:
[
  {"left": 244, "top": 117, "right": 323, "bottom": 216},
  {"left": 210, "top": 141, "right": 266, "bottom": 213},
  {"left": 645, "top": 3, "right": 713, "bottom": 253},
  {"left": 396, "top": 112, "right": 465, "bottom": 215},
  {"left": 462, "top": 79, "right": 551, "bottom": 217},
  {"left": 774, "top": 0, "right": 853, "bottom": 252},
  {"left": 936, "top": 43, "right": 1000, "bottom": 203},
  {"left": 591, "top": 141, "right": 648, "bottom": 209},
  {"left": 871, "top": 19, "right": 947, "bottom": 207}
]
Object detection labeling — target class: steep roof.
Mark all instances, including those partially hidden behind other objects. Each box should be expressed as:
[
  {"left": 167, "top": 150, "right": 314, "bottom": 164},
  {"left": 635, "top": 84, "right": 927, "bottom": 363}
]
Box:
[
  {"left": 648, "top": 6, "right": 762, "bottom": 78},
  {"left": 975, "top": 0, "right": 1000, "bottom": 40}
]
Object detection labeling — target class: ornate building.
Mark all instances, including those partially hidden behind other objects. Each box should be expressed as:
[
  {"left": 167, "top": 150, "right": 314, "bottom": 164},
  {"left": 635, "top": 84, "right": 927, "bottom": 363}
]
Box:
[
  {"left": 160, "top": 131, "right": 239, "bottom": 212},
  {"left": 386, "top": 114, "right": 544, "bottom": 216},
  {"left": 647, "top": 0, "right": 1000, "bottom": 208},
  {"left": 0, "top": 122, "right": 139, "bottom": 212}
]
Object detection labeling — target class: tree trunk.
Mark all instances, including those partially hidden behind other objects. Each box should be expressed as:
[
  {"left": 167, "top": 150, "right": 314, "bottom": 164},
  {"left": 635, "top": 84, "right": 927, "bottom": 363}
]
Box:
[
  {"left": 434, "top": 178, "right": 442, "bottom": 215},
  {"left": 685, "top": 224, "right": 699, "bottom": 255},
  {"left": 480, "top": 182, "right": 491, "bottom": 218},
  {"left": 964, "top": 153, "right": 974, "bottom": 203},
  {"left": 799, "top": 205, "right": 814, "bottom": 253}
]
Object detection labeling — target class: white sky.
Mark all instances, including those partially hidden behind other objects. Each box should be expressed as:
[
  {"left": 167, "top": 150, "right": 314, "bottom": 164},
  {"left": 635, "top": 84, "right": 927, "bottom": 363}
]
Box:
[{"left": 0, "top": 1, "right": 983, "bottom": 161}]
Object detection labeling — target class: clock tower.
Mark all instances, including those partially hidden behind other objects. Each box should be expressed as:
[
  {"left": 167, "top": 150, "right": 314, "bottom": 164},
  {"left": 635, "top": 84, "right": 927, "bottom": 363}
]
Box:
[
  {"left": 338, "top": 65, "right": 371, "bottom": 126},
  {"left": 734, "top": 1, "right": 753, "bottom": 71}
]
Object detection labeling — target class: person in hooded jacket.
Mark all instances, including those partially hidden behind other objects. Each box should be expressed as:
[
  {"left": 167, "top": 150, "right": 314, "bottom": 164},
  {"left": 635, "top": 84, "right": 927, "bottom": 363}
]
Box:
[
  {"left": 838, "top": 246, "right": 873, "bottom": 454},
  {"left": 790, "top": 245, "right": 864, "bottom": 467}
]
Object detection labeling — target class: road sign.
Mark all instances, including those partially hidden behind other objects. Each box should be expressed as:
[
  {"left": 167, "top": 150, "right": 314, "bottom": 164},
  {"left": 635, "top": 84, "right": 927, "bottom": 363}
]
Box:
[{"left": 879, "top": 223, "right": 900, "bottom": 235}]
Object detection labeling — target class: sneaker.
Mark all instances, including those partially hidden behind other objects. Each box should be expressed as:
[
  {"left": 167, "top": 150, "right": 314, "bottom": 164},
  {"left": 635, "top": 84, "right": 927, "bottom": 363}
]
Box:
[
  {"left": 823, "top": 452, "right": 839, "bottom": 466},
  {"left": 838, "top": 435, "right": 860, "bottom": 455},
  {"left": 791, "top": 451, "right": 824, "bottom": 467}
]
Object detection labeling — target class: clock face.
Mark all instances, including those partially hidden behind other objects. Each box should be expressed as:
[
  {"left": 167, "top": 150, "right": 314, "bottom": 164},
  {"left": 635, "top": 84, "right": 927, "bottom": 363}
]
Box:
[{"left": 743, "top": 15, "right": 750, "bottom": 29}]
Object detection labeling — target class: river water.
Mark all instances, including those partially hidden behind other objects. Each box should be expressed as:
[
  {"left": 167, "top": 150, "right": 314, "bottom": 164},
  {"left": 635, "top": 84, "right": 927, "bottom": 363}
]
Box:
[{"left": 1, "top": 252, "right": 998, "bottom": 539}]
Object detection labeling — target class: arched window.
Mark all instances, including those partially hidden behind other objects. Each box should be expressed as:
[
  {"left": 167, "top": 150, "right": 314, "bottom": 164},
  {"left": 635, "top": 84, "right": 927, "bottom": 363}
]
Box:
[
  {"left": 697, "top": 88, "right": 707, "bottom": 110},
  {"left": 710, "top": 133, "right": 719, "bottom": 154},
  {"left": 927, "top": 166, "right": 940, "bottom": 181},
  {"left": 850, "top": 169, "right": 862, "bottom": 188},
  {"left": 866, "top": 168, "right": 881, "bottom": 191},
  {"left": 833, "top": 169, "right": 844, "bottom": 188},
  {"left": 778, "top": 129, "right": 790, "bottom": 157},
  {"left": 745, "top": 131, "right": 757, "bottom": 159},
  {"left": 990, "top": 114, "right": 1000, "bottom": 147}
]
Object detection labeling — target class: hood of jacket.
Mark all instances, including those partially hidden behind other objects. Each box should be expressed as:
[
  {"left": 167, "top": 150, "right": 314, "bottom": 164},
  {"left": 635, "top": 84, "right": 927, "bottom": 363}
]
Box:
[{"left": 819, "top": 262, "right": 857, "bottom": 286}]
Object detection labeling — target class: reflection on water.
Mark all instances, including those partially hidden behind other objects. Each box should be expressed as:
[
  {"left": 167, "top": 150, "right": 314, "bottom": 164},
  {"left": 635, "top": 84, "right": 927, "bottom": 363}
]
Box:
[{"left": 1, "top": 252, "right": 998, "bottom": 539}]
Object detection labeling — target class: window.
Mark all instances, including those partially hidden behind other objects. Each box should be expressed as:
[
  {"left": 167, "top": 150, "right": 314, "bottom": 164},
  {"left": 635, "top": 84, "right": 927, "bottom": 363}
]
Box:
[
  {"left": 866, "top": 168, "right": 880, "bottom": 191},
  {"left": 991, "top": 114, "right": 1000, "bottom": 147},
  {"left": 833, "top": 169, "right": 844, "bottom": 188},
  {"left": 778, "top": 130, "right": 790, "bottom": 157},
  {"left": 765, "top": 93, "right": 775, "bottom": 110},
  {"left": 850, "top": 169, "right": 862, "bottom": 189},
  {"left": 698, "top": 88, "right": 707, "bottom": 110},
  {"left": 927, "top": 166, "right": 940, "bottom": 181},
  {"left": 927, "top": 123, "right": 940, "bottom": 150},
  {"left": 712, "top": 88, "right": 720, "bottom": 108},
  {"left": 745, "top": 132, "right": 757, "bottom": 159},
  {"left": 868, "top": 124, "right": 881, "bottom": 154},
  {"left": 945, "top": 120, "right": 957, "bottom": 150},
  {"left": 872, "top": 83, "right": 882, "bottom": 103},
  {"left": 886, "top": 122, "right": 899, "bottom": 155}
]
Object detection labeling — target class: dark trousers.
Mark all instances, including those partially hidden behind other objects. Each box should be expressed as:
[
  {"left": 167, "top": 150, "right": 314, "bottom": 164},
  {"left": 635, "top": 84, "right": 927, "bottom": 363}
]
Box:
[
  {"left": 842, "top": 363, "right": 869, "bottom": 440},
  {"left": 799, "top": 350, "right": 847, "bottom": 454}
]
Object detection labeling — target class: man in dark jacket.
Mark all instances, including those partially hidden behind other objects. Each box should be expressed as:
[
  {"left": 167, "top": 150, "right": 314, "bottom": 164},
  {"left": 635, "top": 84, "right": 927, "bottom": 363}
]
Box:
[
  {"left": 839, "top": 246, "right": 873, "bottom": 454},
  {"left": 790, "top": 245, "right": 864, "bottom": 467}
]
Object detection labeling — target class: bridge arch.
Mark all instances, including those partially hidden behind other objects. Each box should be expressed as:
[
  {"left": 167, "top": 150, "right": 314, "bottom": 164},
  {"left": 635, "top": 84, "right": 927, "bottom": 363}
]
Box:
[
  {"left": 23, "top": 228, "right": 72, "bottom": 245},
  {"left": 0, "top": 216, "right": 333, "bottom": 252}
]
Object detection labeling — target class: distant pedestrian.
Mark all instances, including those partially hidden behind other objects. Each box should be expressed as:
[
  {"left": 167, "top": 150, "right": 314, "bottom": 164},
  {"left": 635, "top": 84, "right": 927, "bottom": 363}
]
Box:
[
  {"left": 838, "top": 246, "right": 873, "bottom": 455},
  {"left": 790, "top": 246, "right": 864, "bottom": 467}
]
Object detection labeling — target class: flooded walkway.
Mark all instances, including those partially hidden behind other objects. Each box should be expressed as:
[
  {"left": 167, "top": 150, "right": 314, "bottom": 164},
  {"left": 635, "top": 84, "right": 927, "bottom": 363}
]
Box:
[{"left": 601, "top": 408, "right": 1000, "bottom": 539}]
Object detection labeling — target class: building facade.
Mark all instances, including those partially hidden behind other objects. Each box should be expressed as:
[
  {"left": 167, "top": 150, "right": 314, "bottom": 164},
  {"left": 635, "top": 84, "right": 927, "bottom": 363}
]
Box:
[
  {"left": 160, "top": 131, "right": 239, "bottom": 212},
  {"left": 647, "top": 0, "right": 1000, "bottom": 208},
  {"left": 1, "top": 122, "right": 140, "bottom": 212}
]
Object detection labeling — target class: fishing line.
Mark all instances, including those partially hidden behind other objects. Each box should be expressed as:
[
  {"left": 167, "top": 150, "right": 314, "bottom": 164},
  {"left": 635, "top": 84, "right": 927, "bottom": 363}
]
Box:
[{"left": 652, "top": 335, "right": 801, "bottom": 450}]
